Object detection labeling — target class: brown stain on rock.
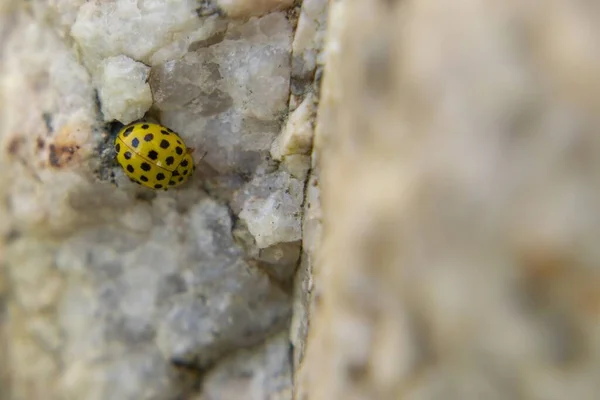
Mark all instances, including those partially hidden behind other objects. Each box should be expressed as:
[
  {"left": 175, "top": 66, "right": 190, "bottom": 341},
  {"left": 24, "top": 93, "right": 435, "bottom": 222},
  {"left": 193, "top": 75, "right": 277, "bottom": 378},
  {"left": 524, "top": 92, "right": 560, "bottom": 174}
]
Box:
[
  {"left": 518, "top": 240, "right": 600, "bottom": 318},
  {"left": 48, "top": 143, "right": 80, "bottom": 168},
  {"left": 6, "top": 136, "right": 24, "bottom": 156},
  {"left": 45, "top": 124, "right": 89, "bottom": 168}
]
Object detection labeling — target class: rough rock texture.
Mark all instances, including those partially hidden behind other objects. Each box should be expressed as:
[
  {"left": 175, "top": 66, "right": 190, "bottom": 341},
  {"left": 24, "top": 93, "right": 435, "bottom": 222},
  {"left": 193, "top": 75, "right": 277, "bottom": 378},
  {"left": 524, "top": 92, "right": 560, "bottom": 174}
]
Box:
[
  {"left": 71, "top": 0, "right": 203, "bottom": 72},
  {"left": 217, "top": 0, "right": 295, "bottom": 19},
  {"left": 97, "top": 55, "right": 152, "bottom": 123},
  {"left": 199, "top": 332, "right": 293, "bottom": 400},
  {"left": 296, "top": 1, "right": 600, "bottom": 400},
  {"left": 149, "top": 12, "right": 293, "bottom": 176},
  {"left": 0, "top": 0, "right": 301, "bottom": 399},
  {"left": 290, "top": 0, "right": 327, "bottom": 100},
  {"left": 287, "top": 0, "right": 326, "bottom": 387}
]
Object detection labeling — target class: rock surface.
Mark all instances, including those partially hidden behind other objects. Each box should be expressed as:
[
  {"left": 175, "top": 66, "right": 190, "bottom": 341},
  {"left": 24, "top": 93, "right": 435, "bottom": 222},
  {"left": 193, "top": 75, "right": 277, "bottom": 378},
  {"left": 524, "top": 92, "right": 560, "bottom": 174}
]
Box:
[
  {"left": 97, "top": 55, "right": 152, "bottom": 123},
  {"left": 11, "top": 0, "right": 600, "bottom": 399},
  {"left": 216, "top": 0, "right": 295, "bottom": 19},
  {"left": 199, "top": 332, "right": 293, "bottom": 400},
  {"left": 0, "top": 0, "right": 301, "bottom": 399},
  {"left": 296, "top": 1, "right": 600, "bottom": 400}
]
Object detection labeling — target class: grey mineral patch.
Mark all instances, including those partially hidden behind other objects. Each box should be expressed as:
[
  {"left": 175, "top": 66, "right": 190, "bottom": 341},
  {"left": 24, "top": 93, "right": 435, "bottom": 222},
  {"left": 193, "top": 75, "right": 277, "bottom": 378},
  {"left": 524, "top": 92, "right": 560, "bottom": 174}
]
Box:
[
  {"left": 256, "top": 241, "right": 302, "bottom": 284},
  {"left": 234, "top": 171, "right": 304, "bottom": 250},
  {"left": 150, "top": 12, "right": 292, "bottom": 177},
  {"left": 156, "top": 199, "right": 292, "bottom": 369},
  {"left": 199, "top": 332, "right": 293, "bottom": 400},
  {"left": 60, "top": 347, "right": 193, "bottom": 400}
]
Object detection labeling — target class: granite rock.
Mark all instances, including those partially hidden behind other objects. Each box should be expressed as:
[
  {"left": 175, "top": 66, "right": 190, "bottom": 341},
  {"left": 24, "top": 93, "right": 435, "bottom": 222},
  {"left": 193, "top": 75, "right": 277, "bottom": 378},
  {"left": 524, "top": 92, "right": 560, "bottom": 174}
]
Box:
[
  {"left": 0, "top": 1, "right": 306, "bottom": 399},
  {"left": 96, "top": 55, "right": 152, "bottom": 124}
]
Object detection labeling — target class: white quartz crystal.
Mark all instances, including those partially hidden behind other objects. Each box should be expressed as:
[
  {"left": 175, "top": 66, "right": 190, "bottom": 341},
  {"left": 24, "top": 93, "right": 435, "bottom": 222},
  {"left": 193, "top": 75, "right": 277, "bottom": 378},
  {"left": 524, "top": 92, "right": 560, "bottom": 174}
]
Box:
[
  {"left": 96, "top": 55, "right": 152, "bottom": 124},
  {"left": 271, "top": 93, "right": 316, "bottom": 160}
]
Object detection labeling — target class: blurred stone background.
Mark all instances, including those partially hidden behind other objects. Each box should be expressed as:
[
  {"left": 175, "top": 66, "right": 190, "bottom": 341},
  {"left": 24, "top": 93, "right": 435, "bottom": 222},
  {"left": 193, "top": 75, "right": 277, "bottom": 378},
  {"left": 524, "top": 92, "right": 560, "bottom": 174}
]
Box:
[{"left": 2, "top": 0, "right": 600, "bottom": 399}]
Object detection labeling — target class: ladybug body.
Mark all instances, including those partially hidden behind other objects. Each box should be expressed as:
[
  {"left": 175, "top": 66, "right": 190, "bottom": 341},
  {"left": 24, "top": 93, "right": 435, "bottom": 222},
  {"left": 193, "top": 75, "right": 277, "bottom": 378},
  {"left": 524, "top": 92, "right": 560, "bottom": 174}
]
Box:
[{"left": 114, "top": 122, "right": 194, "bottom": 190}]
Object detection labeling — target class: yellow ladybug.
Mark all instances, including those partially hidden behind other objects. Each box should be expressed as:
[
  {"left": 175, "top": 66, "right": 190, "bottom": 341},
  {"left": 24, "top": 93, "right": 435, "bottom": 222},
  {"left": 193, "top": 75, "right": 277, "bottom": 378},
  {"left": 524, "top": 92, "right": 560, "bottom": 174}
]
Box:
[{"left": 114, "top": 122, "right": 195, "bottom": 190}]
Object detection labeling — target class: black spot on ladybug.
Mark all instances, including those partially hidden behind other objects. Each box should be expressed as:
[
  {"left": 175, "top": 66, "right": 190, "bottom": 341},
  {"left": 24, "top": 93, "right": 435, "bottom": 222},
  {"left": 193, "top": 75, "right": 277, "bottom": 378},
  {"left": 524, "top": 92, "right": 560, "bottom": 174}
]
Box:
[
  {"left": 140, "top": 175, "right": 148, "bottom": 182},
  {"left": 172, "top": 170, "right": 180, "bottom": 176},
  {"left": 142, "top": 124, "right": 149, "bottom": 129},
  {"left": 141, "top": 162, "right": 151, "bottom": 171},
  {"left": 127, "top": 165, "right": 134, "bottom": 173},
  {"left": 144, "top": 133, "right": 154, "bottom": 142},
  {"left": 161, "top": 130, "right": 170, "bottom": 135},
  {"left": 177, "top": 176, "right": 184, "bottom": 182},
  {"left": 123, "top": 126, "right": 134, "bottom": 137},
  {"left": 148, "top": 150, "right": 158, "bottom": 160},
  {"left": 131, "top": 138, "right": 140, "bottom": 148},
  {"left": 160, "top": 139, "right": 170, "bottom": 149},
  {"left": 156, "top": 173, "right": 165, "bottom": 181},
  {"left": 124, "top": 151, "right": 132, "bottom": 160},
  {"left": 165, "top": 156, "right": 175, "bottom": 166},
  {"left": 115, "top": 143, "right": 121, "bottom": 153},
  {"left": 180, "top": 159, "right": 188, "bottom": 167},
  {"left": 182, "top": 169, "right": 189, "bottom": 176},
  {"left": 154, "top": 184, "right": 163, "bottom": 189},
  {"left": 168, "top": 180, "right": 175, "bottom": 186},
  {"left": 175, "top": 146, "right": 183, "bottom": 155}
]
